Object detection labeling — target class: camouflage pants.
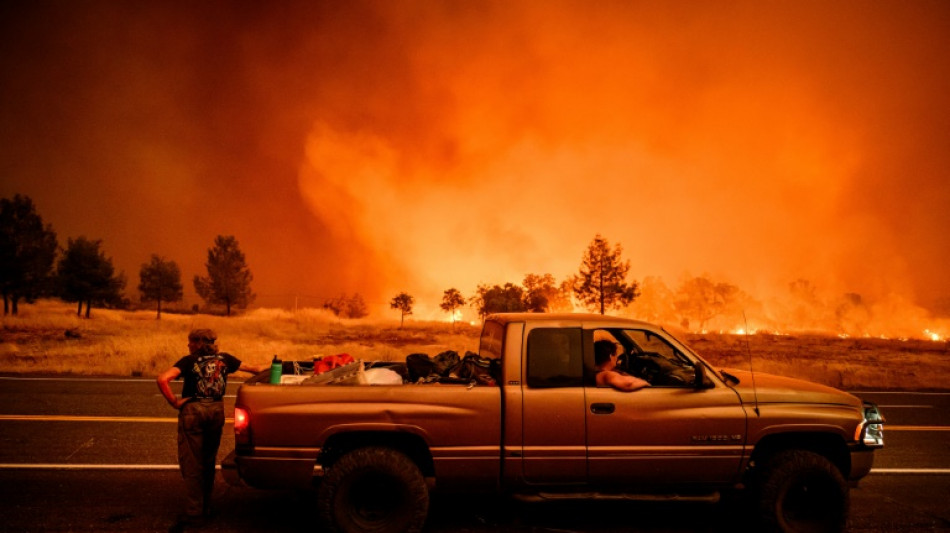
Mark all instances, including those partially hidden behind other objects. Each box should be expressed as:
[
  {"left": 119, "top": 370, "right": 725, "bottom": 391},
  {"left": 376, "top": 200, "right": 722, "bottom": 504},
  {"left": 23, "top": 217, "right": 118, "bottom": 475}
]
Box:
[{"left": 177, "top": 400, "right": 225, "bottom": 517}]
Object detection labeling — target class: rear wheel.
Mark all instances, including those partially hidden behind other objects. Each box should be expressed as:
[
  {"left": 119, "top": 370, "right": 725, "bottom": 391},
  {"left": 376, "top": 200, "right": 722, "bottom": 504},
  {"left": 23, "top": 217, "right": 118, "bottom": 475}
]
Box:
[
  {"left": 318, "top": 447, "right": 429, "bottom": 533},
  {"left": 756, "top": 449, "right": 849, "bottom": 533}
]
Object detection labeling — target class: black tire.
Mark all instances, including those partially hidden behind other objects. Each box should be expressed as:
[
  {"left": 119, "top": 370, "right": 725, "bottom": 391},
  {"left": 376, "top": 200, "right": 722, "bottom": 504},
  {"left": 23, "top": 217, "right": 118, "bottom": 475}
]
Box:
[
  {"left": 318, "top": 447, "right": 429, "bottom": 533},
  {"left": 755, "top": 449, "right": 849, "bottom": 533}
]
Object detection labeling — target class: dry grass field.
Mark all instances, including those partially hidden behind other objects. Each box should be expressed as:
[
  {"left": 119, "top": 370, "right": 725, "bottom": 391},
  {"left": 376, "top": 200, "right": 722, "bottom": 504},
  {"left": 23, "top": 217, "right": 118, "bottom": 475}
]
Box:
[
  {"left": 0, "top": 300, "right": 481, "bottom": 378},
  {"left": 2, "top": 300, "right": 948, "bottom": 391}
]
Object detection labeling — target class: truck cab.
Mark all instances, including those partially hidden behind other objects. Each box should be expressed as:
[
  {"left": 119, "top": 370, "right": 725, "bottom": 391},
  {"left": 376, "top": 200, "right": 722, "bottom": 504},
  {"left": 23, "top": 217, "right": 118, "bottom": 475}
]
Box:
[{"left": 495, "top": 314, "right": 747, "bottom": 488}]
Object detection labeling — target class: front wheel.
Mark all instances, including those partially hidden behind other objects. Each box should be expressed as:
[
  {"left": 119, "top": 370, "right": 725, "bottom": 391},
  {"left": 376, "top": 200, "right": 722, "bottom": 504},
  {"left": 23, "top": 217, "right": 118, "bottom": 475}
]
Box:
[
  {"left": 755, "top": 449, "right": 849, "bottom": 533},
  {"left": 318, "top": 447, "right": 429, "bottom": 533}
]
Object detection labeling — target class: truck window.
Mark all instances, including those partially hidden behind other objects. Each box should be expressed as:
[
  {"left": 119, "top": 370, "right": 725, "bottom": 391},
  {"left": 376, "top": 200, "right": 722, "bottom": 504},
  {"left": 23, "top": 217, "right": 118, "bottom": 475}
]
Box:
[
  {"left": 479, "top": 320, "right": 504, "bottom": 360},
  {"left": 621, "top": 329, "right": 696, "bottom": 387},
  {"left": 526, "top": 328, "right": 583, "bottom": 388},
  {"left": 625, "top": 329, "right": 686, "bottom": 362}
]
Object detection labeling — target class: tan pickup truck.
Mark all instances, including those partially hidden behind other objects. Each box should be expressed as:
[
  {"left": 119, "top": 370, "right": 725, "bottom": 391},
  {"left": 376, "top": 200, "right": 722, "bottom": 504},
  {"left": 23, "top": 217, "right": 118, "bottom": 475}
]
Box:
[{"left": 223, "top": 313, "right": 884, "bottom": 533}]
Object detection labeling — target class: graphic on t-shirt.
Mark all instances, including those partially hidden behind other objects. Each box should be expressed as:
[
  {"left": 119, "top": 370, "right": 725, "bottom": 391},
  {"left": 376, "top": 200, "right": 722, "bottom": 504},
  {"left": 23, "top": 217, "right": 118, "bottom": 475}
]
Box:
[{"left": 194, "top": 355, "right": 228, "bottom": 399}]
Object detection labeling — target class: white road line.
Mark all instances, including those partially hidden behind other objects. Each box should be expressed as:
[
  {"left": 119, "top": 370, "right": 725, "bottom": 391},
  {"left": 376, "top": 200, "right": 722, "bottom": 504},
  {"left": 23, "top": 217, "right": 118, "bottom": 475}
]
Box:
[
  {"left": 0, "top": 376, "right": 157, "bottom": 383},
  {"left": 0, "top": 415, "right": 233, "bottom": 423},
  {"left": 884, "top": 425, "right": 950, "bottom": 431},
  {"left": 852, "top": 391, "right": 950, "bottom": 396},
  {"left": 0, "top": 376, "right": 247, "bottom": 385},
  {"left": 0, "top": 464, "right": 207, "bottom": 470},
  {"left": 870, "top": 468, "right": 950, "bottom": 475},
  {"left": 0, "top": 464, "right": 947, "bottom": 475}
]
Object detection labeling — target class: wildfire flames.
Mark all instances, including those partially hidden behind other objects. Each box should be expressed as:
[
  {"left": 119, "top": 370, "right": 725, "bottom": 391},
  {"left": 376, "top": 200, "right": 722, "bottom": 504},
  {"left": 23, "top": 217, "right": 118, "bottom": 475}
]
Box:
[{"left": 2, "top": 2, "right": 949, "bottom": 341}]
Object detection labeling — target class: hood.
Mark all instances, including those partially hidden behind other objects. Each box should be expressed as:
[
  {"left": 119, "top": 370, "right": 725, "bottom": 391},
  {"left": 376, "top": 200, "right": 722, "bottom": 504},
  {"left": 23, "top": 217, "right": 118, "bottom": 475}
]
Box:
[{"left": 720, "top": 368, "right": 861, "bottom": 407}]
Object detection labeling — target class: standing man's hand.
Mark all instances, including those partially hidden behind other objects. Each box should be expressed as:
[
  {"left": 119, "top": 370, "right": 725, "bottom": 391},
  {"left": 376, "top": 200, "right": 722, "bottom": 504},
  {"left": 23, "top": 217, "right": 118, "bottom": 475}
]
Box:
[
  {"left": 168, "top": 396, "right": 190, "bottom": 410},
  {"left": 239, "top": 363, "right": 268, "bottom": 375}
]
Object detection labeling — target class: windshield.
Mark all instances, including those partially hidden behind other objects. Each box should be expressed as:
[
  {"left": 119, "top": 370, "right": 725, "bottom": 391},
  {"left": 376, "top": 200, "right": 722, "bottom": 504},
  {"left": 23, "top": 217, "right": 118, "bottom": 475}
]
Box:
[{"left": 658, "top": 326, "right": 729, "bottom": 383}]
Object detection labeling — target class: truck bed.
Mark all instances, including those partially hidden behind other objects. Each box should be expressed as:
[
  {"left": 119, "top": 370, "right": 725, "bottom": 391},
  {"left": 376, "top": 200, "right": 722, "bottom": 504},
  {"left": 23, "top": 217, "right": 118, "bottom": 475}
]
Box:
[{"left": 232, "top": 364, "right": 503, "bottom": 491}]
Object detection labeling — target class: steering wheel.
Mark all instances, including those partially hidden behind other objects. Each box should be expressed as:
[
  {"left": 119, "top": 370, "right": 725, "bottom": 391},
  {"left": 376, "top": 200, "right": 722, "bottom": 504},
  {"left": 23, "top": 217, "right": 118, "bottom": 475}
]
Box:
[
  {"left": 615, "top": 349, "right": 630, "bottom": 372},
  {"left": 630, "top": 352, "right": 662, "bottom": 382}
]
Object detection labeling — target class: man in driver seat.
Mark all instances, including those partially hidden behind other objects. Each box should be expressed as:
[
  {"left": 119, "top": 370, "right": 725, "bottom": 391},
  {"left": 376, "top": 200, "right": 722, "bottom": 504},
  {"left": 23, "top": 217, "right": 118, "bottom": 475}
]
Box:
[{"left": 594, "top": 339, "right": 651, "bottom": 392}]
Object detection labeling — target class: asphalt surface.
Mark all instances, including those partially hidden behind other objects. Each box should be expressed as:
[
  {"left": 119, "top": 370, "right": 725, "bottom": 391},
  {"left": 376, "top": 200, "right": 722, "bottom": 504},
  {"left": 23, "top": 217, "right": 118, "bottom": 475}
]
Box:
[{"left": 0, "top": 377, "right": 947, "bottom": 532}]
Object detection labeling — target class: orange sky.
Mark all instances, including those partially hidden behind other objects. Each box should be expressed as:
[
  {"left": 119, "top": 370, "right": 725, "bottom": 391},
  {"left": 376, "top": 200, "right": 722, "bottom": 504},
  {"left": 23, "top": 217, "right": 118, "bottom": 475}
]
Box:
[{"left": 2, "top": 1, "right": 949, "bottom": 323}]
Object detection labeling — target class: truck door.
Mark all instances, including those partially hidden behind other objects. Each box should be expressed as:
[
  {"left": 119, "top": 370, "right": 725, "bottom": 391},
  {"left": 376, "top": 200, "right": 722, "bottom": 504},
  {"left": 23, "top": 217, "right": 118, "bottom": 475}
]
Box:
[
  {"left": 585, "top": 328, "right": 747, "bottom": 486},
  {"left": 520, "top": 326, "right": 587, "bottom": 484}
]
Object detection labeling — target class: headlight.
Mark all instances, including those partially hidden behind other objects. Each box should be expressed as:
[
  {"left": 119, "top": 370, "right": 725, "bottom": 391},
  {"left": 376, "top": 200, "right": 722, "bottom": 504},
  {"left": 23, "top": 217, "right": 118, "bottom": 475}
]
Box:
[{"left": 855, "top": 401, "right": 885, "bottom": 448}]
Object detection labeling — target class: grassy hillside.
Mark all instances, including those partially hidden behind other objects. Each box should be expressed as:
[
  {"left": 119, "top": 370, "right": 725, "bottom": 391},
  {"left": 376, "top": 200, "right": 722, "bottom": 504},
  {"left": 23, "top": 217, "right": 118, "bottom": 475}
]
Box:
[{"left": 2, "top": 300, "right": 947, "bottom": 390}]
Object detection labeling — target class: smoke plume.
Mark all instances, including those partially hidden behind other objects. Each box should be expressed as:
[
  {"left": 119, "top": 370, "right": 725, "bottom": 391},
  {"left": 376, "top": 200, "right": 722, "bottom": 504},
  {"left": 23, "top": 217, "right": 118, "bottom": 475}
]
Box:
[{"left": 2, "top": 1, "right": 949, "bottom": 334}]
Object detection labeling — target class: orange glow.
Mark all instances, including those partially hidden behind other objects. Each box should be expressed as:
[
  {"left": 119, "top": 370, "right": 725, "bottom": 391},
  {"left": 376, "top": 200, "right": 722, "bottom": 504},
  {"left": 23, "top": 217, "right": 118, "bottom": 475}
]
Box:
[
  {"left": 1, "top": 2, "right": 949, "bottom": 337},
  {"left": 443, "top": 310, "right": 463, "bottom": 324}
]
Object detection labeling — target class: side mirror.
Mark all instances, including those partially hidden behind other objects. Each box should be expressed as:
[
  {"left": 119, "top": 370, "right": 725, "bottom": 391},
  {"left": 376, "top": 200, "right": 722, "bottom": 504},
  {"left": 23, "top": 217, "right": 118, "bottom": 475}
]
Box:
[{"left": 693, "top": 364, "right": 712, "bottom": 390}]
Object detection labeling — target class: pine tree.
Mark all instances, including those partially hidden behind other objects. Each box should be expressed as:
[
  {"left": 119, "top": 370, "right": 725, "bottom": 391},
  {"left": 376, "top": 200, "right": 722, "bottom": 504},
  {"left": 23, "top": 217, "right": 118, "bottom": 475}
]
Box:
[
  {"left": 193, "top": 235, "right": 254, "bottom": 316},
  {"left": 138, "top": 255, "right": 183, "bottom": 319},
  {"left": 572, "top": 234, "right": 638, "bottom": 314},
  {"left": 0, "top": 195, "right": 58, "bottom": 315},
  {"left": 56, "top": 237, "right": 126, "bottom": 317}
]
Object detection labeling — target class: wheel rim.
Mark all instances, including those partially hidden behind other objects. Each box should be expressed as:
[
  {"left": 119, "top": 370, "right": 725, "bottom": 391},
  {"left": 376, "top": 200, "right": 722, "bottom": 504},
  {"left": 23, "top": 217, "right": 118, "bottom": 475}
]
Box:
[
  {"left": 779, "top": 471, "right": 843, "bottom": 533},
  {"left": 343, "top": 470, "right": 409, "bottom": 529}
]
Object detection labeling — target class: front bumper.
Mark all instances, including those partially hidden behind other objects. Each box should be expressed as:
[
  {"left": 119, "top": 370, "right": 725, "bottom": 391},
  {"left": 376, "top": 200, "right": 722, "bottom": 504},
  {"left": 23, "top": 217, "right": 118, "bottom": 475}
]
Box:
[{"left": 848, "top": 446, "right": 876, "bottom": 482}]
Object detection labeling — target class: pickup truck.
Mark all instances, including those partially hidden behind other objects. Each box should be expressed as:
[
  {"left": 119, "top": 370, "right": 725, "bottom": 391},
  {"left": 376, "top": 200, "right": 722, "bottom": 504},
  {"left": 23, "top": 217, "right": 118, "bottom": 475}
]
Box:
[{"left": 223, "top": 313, "right": 884, "bottom": 533}]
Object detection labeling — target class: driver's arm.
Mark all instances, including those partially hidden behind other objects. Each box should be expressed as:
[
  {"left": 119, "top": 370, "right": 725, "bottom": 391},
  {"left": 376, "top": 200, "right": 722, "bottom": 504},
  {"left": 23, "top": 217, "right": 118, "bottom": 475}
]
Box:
[{"left": 604, "top": 371, "right": 651, "bottom": 392}]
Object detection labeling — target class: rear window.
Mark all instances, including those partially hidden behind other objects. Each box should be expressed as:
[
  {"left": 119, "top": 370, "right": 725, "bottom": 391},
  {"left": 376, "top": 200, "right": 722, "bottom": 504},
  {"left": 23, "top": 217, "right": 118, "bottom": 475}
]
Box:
[{"left": 479, "top": 320, "right": 504, "bottom": 360}]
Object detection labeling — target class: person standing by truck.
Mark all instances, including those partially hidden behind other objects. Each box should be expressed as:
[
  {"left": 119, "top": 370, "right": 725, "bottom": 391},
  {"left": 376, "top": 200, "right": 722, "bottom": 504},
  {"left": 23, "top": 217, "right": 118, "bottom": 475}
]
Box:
[
  {"left": 157, "top": 329, "right": 265, "bottom": 527},
  {"left": 594, "top": 339, "right": 651, "bottom": 391}
]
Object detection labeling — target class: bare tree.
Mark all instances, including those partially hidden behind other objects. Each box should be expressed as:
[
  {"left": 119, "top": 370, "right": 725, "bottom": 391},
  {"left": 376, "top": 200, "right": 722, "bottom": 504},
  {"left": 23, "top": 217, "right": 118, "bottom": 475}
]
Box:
[
  {"left": 835, "top": 293, "right": 871, "bottom": 337},
  {"left": 390, "top": 292, "right": 414, "bottom": 327},
  {"left": 787, "top": 278, "right": 827, "bottom": 331},
  {"left": 673, "top": 276, "right": 739, "bottom": 331},
  {"left": 440, "top": 288, "right": 466, "bottom": 324},
  {"left": 323, "top": 293, "right": 369, "bottom": 319},
  {"left": 633, "top": 276, "right": 677, "bottom": 324}
]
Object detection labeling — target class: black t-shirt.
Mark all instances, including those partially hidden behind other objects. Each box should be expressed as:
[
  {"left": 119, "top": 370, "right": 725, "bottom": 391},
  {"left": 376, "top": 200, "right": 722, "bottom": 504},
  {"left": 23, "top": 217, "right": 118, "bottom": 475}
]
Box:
[{"left": 174, "top": 352, "right": 242, "bottom": 401}]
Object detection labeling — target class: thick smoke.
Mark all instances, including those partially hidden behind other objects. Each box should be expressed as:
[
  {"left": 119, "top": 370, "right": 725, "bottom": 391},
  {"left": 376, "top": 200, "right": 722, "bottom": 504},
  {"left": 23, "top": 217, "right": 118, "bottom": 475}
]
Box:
[{"left": 2, "top": 1, "right": 949, "bottom": 334}]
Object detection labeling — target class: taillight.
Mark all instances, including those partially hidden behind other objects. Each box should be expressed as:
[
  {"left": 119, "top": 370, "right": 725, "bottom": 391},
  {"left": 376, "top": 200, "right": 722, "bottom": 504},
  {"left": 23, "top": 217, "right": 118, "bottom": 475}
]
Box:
[{"left": 234, "top": 406, "right": 251, "bottom": 446}]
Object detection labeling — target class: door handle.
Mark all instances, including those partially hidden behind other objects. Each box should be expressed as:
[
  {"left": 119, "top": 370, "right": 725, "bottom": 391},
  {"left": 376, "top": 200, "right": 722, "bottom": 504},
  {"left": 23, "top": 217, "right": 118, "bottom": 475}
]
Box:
[{"left": 590, "top": 403, "right": 615, "bottom": 414}]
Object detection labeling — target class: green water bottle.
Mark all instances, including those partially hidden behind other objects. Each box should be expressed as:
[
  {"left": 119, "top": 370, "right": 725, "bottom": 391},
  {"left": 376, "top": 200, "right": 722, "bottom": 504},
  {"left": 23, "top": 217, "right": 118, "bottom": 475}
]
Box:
[{"left": 269, "top": 355, "right": 282, "bottom": 384}]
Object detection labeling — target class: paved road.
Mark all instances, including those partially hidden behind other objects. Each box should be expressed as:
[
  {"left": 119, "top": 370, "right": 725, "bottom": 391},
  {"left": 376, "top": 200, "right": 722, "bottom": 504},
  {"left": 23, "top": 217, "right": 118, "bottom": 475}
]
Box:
[{"left": 0, "top": 377, "right": 948, "bottom": 532}]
